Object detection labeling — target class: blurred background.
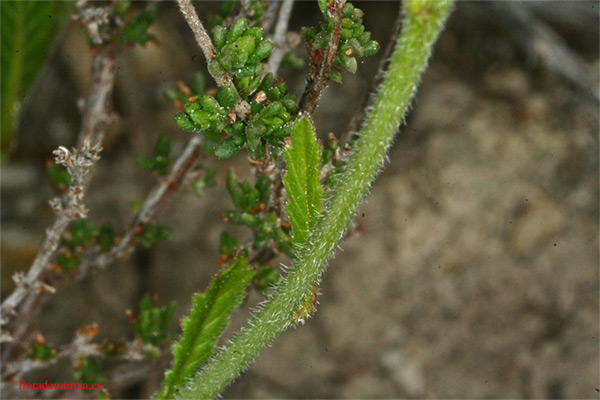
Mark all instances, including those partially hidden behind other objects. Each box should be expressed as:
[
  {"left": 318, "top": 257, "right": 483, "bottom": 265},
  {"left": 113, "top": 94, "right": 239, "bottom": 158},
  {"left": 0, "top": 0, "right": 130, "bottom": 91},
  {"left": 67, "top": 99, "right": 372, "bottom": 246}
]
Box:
[{"left": 1, "top": 1, "right": 598, "bottom": 398}]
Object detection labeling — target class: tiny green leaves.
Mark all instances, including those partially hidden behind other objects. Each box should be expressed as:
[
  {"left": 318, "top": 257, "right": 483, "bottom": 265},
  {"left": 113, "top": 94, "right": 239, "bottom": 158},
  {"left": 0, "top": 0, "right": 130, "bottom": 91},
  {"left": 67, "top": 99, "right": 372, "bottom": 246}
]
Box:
[
  {"left": 218, "top": 232, "right": 239, "bottom": 257},
  {"left": 156, "top": 255, "right": 254, "bottom": 400},
  {"left": 283, "top": 115, "right": 324, "bottom": 247},
  {"left": 29, "top": 333, "right": 57, "bottom": 361},
  {"left": 73, "top": 357, "right": 105, "bottom": 386},
  {"left": 210, "top": 17, "right": 273, "bottom": 98},
  {"left": 130, "top": 295, "right": 175, "bottom": 348},
  {"left": 301, "top": 1, "right": 380, "bottom": 82},
  {"left": 118, "top": 10, "right": 157, "bottom": 46},
  {"left": 226, "top": 170, "right": 260, "bottom": 213},
  {"left": 136, "top": 225, "right": 171, "bottom": 248},
  {"left": 47, "top": 164, "right": 71, "bottom": 189},
  {"left": 135, "top": 135, "right": 171, "bottom": 176}
]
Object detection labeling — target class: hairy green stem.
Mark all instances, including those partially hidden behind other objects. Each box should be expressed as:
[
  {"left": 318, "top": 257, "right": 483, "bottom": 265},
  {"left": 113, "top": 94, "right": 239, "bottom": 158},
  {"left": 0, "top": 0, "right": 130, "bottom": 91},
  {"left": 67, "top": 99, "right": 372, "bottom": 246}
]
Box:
[{"left": 176, "top": 1, "right": 453, "bottom": 398}]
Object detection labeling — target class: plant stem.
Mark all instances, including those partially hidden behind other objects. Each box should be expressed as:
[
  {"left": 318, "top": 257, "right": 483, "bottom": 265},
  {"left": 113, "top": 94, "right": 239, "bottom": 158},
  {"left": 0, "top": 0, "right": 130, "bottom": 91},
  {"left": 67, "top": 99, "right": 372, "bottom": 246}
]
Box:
[{"left": 176, "top": 1, "right": 453, "bottom": 398}]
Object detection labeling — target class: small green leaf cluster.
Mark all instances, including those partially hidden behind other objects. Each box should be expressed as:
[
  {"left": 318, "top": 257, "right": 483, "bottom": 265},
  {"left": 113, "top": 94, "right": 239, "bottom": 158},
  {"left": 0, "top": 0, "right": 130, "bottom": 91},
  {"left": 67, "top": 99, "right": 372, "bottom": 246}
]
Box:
[
  {"left": 206, "top": 74, "right": 297, "bottom": 160},
  {"left": 206, "top": 0, "right": 236, "bottom": 30},
  {"left": 57, "top": 219, "right": 115, "bottom": 271},
  {"left": 209, "top": 18, "right": 273, "bottom": 91},
  {"left": 73, "top": 357, "right": 105, "bottom": 386},
  {"left": 131, "top": 294, "right": 175, "bottom": 349},
  {"left": 135, "top": 135, "right": 171, "bottom": 176},
  {"left": 174, "top": 19, "right": 297, "bottom": 160},
  {"left": 245, "top": 0, "right": 268, "bottom": 24},
  {"left": 192, "top": 165, "right": 217, "bottom": 197},
  {"left": 222, "top": 171, "right": 293, "bottom": 257},
  {"left": 29, "top": 342, "right": 56, "bottom": 362},
  {"left": 243, "top": 73, "right": 297, "bottom": 159},
  {"left": 135, "top": 225, "right": 171, "bottom": 249},
  {"left": 102, "top": 339, "right": 126, "bottom": 358},
  {"left": 301, "top": 0, "right": 380, "bottom": 82},
  {"left": 117, "top": 9, "right": 156, "bottom": 46},
  {"left": 47, "top": 164, "right": 71, "bottom": 189}
]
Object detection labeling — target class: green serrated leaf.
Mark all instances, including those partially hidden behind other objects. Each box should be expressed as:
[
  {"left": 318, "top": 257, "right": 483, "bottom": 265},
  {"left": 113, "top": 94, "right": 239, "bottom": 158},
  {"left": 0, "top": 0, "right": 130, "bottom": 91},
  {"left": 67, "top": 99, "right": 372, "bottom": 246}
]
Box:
[
  {"left": 283, "top": 116, "right": 324, "bottom": 247},
  {"left": 1, "top": 1, "right": 73, "bottom": 157},
  {"left": 156, "top": 255, "right": 254, "bottom": 400}
]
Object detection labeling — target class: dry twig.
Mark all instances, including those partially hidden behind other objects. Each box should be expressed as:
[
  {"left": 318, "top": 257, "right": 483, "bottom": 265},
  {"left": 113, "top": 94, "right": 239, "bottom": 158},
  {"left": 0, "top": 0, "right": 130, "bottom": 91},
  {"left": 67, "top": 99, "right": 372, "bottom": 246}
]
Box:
[
  {"left": 1, "top": 46, "right": 116, "bottom": 340},
  {"left": 299, "top": 0, "right": 345, "bottom": 114},
  {"left": 77, "top": 136, "right": 203, "bottom": 275},
  {"left": 0, "top": 0, "right": 118, "bottom": 376}
]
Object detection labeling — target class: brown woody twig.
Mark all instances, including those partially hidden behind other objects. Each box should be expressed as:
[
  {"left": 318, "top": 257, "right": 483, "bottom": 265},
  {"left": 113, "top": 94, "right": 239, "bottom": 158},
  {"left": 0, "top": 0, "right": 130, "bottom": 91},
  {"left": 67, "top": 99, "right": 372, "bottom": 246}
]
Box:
[
  {"left": 0, "top": 0, "right": 118, "bottom": 377},
  {"left": 299, "top": 0, "right": 345, "bottom": 115},
  {"left": 77, "top": 136, "right": 203, "bottom": 275},
  {"left": 1, "top": 46, "right": 116, "bottom": 341}
]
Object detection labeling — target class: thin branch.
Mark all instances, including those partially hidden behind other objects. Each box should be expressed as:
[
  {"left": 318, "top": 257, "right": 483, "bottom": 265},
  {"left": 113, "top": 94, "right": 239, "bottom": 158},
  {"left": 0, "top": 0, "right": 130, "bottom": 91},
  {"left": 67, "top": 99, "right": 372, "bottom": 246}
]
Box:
[
  {"left": 176, "top": 0, "right": 251, "bottom": 118},
  {"left": 0, "top": 132, "right": 205, "bottom": 371},
  {"left": 261, "top": 1, "right": 281, "bottom": 34},
  {"left": 0, "top": 46, "right": 116, "bottom": 327},
  {"left": 265, "top": 0, "right": 295, "bottom": 76},
  {"left": 0, "top": 1, "right": 118, "bottom": 371},
  {"left": 175, "top": 0, "right": 218, "bottom": 81},
  {"left": 298, "top": 0, "right": 345, "bottom": 115},
  {"left": 77, "top": 135, "right": 204, "bottom": 275},
  {"left": 77, "top": 46, "right": 117, "bottom": 148}
]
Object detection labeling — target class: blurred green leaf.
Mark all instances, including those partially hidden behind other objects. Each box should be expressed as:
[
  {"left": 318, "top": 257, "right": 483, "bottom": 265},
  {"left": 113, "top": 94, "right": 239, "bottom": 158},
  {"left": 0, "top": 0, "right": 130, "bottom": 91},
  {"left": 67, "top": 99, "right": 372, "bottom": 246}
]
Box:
[
  {"left": 226, "top": 171, "right": 260, "bottom": 212},
  {"left": 57, "top": 252, "right": 80, "bottom": 272},
  {"left": 118, "top": 10, "right": 156, "bottom": 46},
  {"left": 131, "top": 294, "right": 175, "bottom": 347},
  {"left": 97, "top": 223, "right": 115, "bottom": 253},
  {"left": 136, "top": 225, "right": 171, "bottom": 248},
  {"left": 67, "top": 219, "right": 97, "bottom": 250},
  {"left": 1, "top": 1, "right": 73, "bottom": 157},
  {"left": 73, "top": 357, "right": 105, "bottom": 386},
  {"left": 47, "top": 164, "right": 71, "bottom": 188},
  {"left": 218, "top": 232, "right": 238, "bottom": 256},
  {"left": 29, "top": 343, "right": 56, "bottom": 361}
]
